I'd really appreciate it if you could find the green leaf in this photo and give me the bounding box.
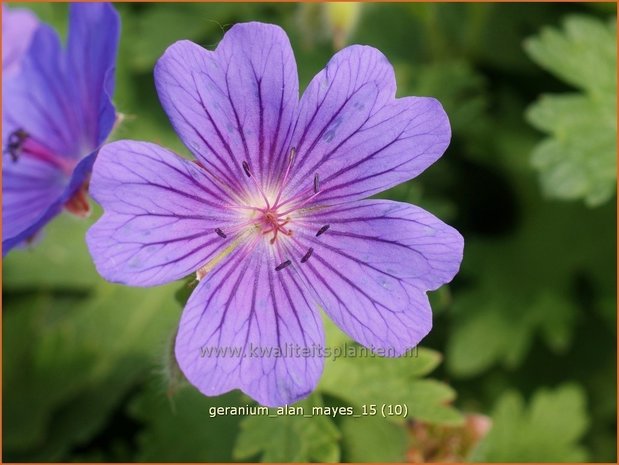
[340,416,408,462]
[128,383,242,461]
[472,384,589,461]
[446,186,615,377]
[2,294,80,454]
[174,276,197,307]
[3,282,180,461]
[319,346,463,426]
[4,212,181,460]
[3,213,100,288]
[527,94,616,206]
[525,16,616,96]
[524,16,617,206]
[447,292,577,376]
[124,5,215,72]
[233,394,341,462]
[408,60,490,143]
[122,3,253,73]
[405,3,558,71]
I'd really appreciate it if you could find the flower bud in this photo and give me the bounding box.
[325,2,362,49]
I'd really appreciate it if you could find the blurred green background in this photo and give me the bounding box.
[3,2,617,462]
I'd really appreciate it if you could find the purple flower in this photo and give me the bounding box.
[87,22,464,406]
[2,3,120,255]
[2,5,39,77]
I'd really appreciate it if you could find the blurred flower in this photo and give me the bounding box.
[406,414,492,462]
[2,3,120,255]
[325,2,362,49]
[2,5,39,77]
[296,3,362,50]
[87,22,463,406]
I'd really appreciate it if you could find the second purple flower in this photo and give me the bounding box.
[87,22,464,407]
[2,3,120,254]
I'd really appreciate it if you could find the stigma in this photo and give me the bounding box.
[260,209,293,244]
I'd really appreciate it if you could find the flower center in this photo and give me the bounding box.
[196,147,334,279]
[259,208,292,244]
[234,154,304,246]
[241,146,322,245]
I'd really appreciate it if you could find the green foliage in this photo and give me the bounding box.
[4,215,180,461]
[340,416,408,462]
[320,346,463,426]
[447,187,615,377]
[234,394,341,462]
[410,61,490,142]
[472,384,589,461]
[4,211,100,288]
[129,384,242,461]
[405,3,559,70]
[525,16,617,206]
[118,3,258,73]
[230,318,461,462]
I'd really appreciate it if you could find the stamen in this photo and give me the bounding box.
[316,225,330,237]
[242,160,252,177]
[275,259,292,271]
[277,190,323,217]
[301,247,314,263]
[215,228,227,239]
[272,146,297,208]
[215,219,260,239]
[275,172,324,213]
[242,159,271,209]
[6,129,28,162]
[5,129,75,174]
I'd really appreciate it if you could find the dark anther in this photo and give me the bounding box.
[275,259,292,271]
[215,228,227,239]
[316,225,330,237]
[242,160,252,177]
[6,129,28,162]
[313,173,320,193]
[289,146,296,163]
[301,247,314,263]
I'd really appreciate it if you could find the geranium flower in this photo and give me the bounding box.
[87,22,464,406]
[2,3,120,254]
[3,5,39,77]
